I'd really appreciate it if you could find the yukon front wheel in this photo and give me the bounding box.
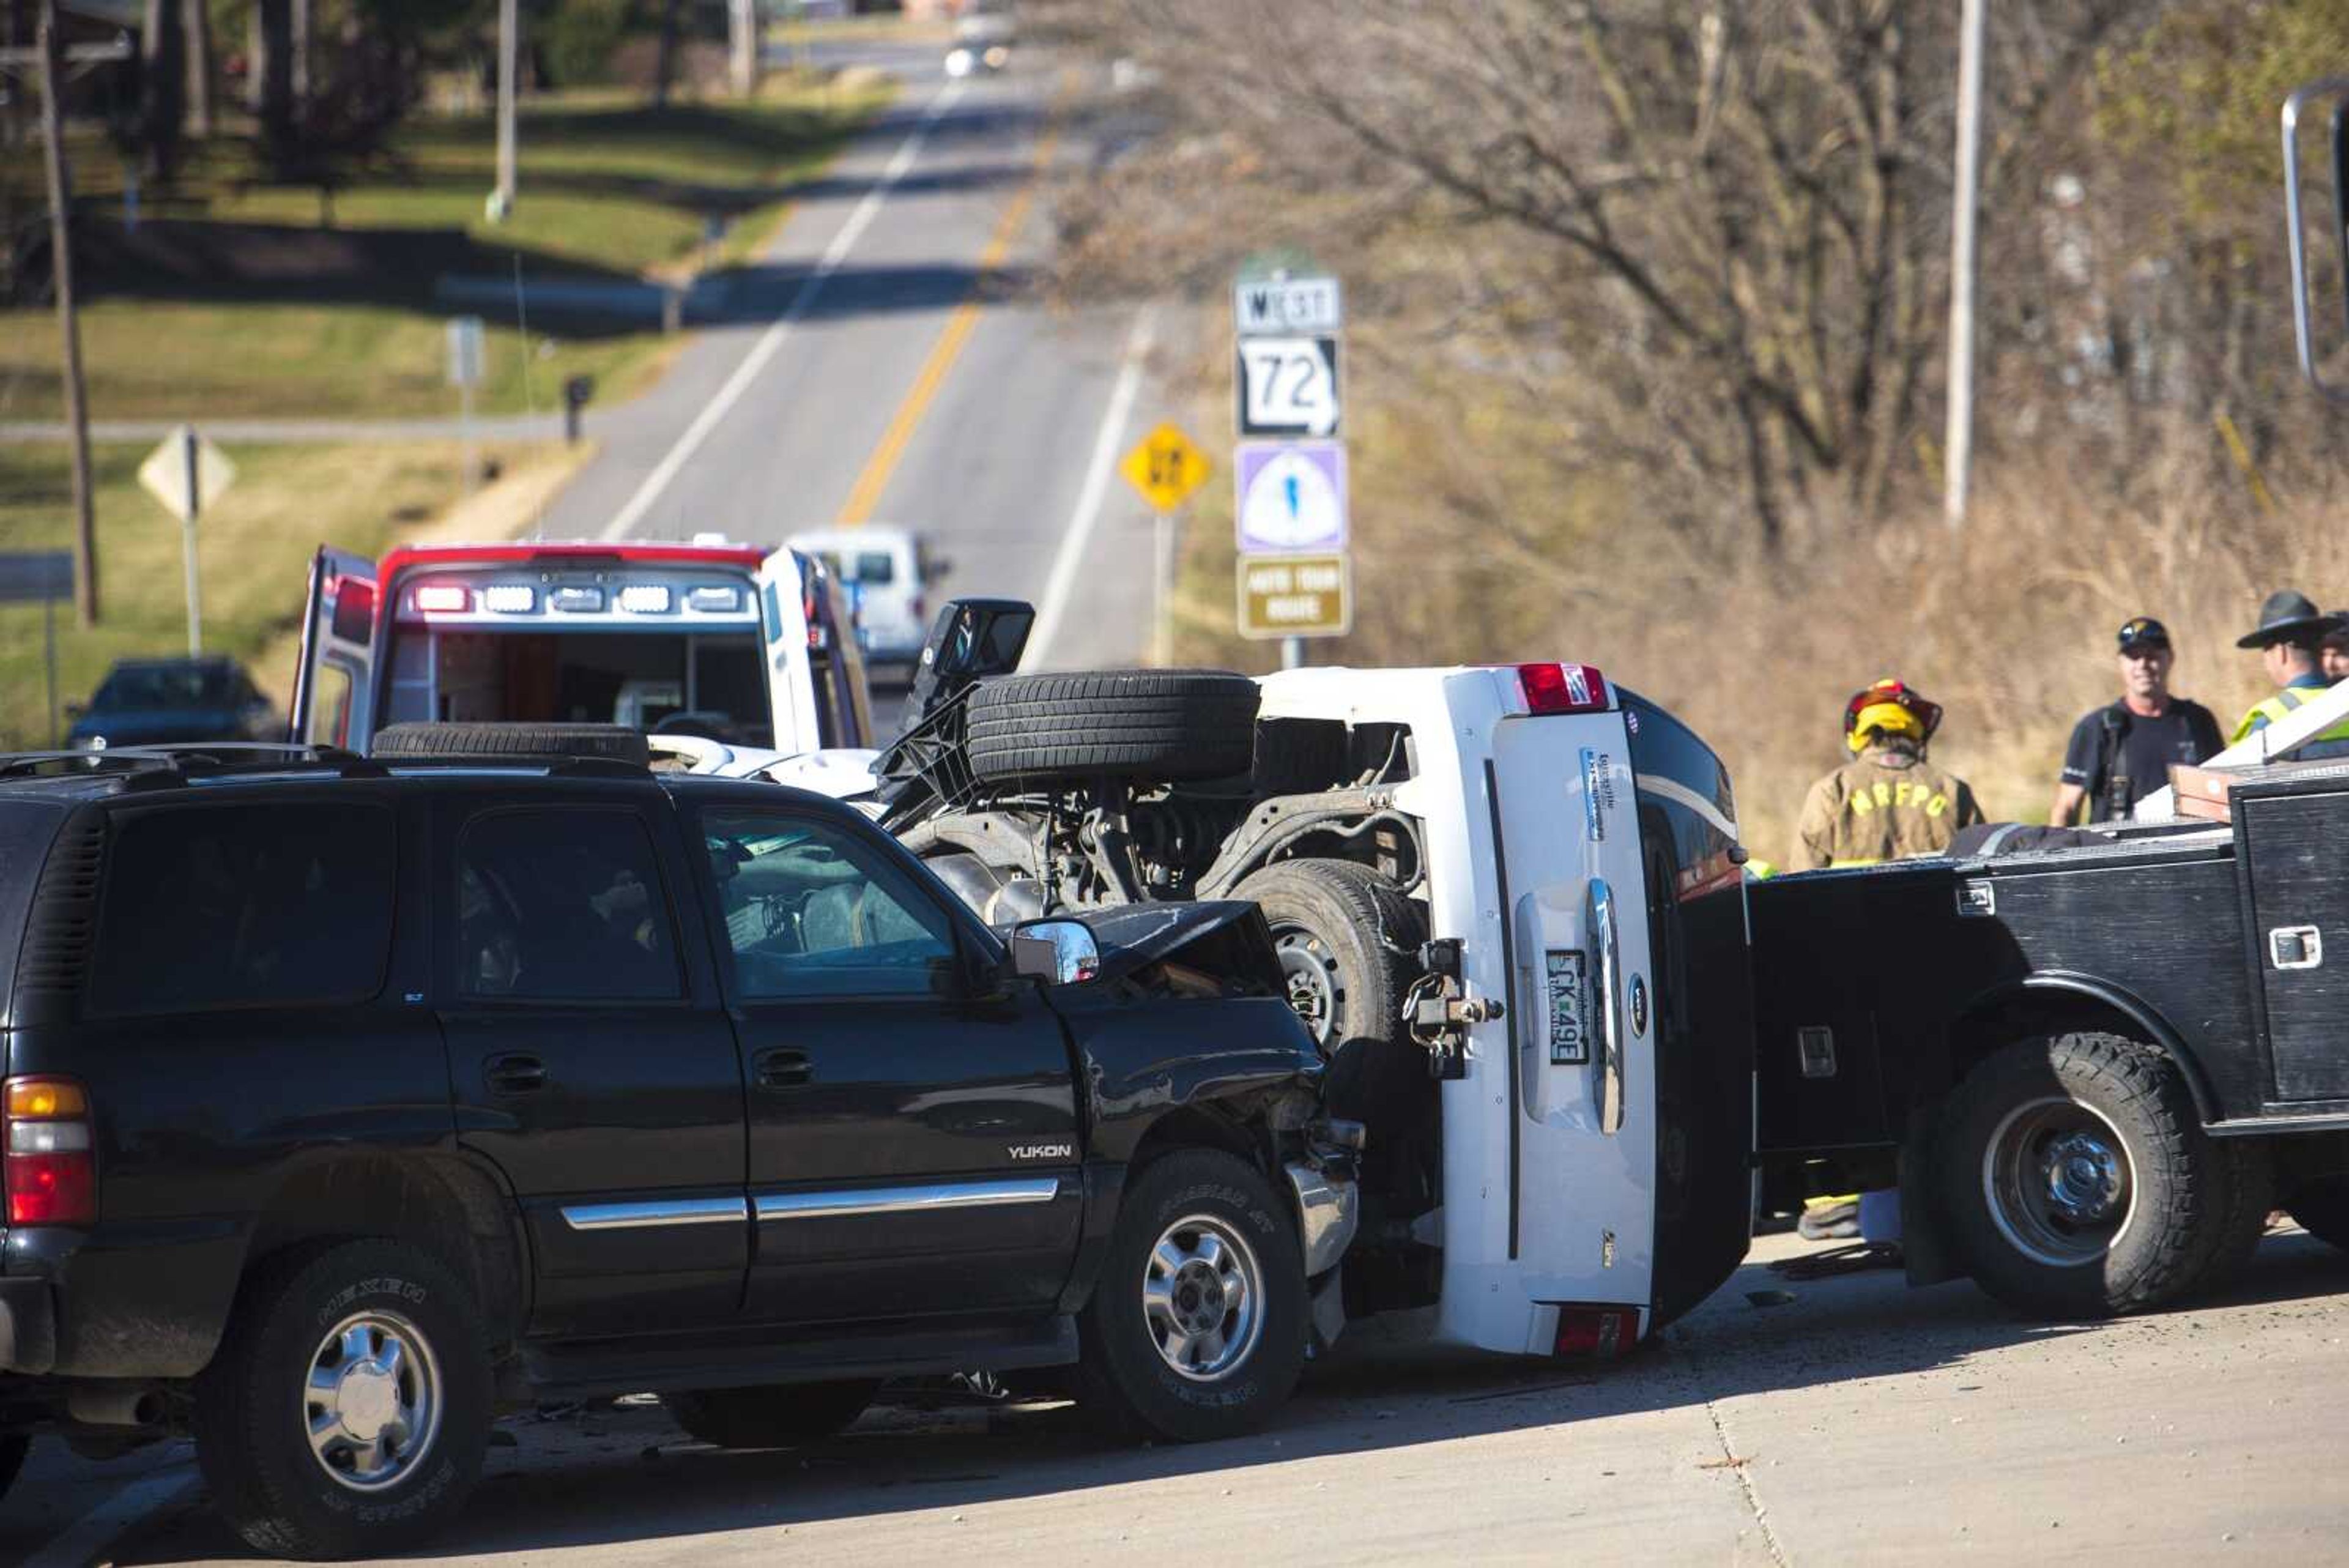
[1076,1150,1307,1443]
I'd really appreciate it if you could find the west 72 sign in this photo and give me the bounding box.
[1236,336,1341,438]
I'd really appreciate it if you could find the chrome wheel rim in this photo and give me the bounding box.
[303,1309,443,1493]
[1142,1214,1265,1382]
[1981,1096,2137,1268]
[1271,924,1341,1047]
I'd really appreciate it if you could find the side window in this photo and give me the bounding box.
[459,810,682,1001]
[91,801,395,1015]
[701,809,958,999]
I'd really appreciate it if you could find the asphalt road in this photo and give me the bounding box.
[19,1225,2345,1565]
[533,43,1162,672]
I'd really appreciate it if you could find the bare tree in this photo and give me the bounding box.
[1054,0,2164,551]
[184,0,210,136]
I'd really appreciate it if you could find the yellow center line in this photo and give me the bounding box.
[833,87,1068,529]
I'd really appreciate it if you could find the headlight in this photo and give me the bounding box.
[983,45,1009,69]
[945,48,974,77]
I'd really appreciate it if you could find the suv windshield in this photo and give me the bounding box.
[95,665,239,710]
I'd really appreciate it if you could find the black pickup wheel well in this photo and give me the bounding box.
[241,1153,528,1351]
[1944,978,2219,1125]
[1124,1104,1273,1180]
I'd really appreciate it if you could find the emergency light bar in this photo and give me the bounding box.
[480,584,536,614]
[412,585,471,614]
[618,585,674,614]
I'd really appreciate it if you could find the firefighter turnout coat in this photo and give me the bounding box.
[1792,741,1986,870]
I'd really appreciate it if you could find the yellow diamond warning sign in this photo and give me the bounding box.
[1119,423,1212,513]
[1238,552,1350,641]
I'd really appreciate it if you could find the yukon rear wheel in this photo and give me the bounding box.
[1938,1032,2225,1318]
[193,1239,489,1560]
[662,1380,878,1449]
[1076,1151,1307,1443]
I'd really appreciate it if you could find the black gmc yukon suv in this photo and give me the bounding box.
[0,743,1353,1559]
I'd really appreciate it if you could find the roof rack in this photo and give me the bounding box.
[0,743,384,784]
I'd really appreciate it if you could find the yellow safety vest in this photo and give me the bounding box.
[2230,685,2349,746]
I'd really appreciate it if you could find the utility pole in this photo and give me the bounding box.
[182,0,210,137]
[23,2,118,626]
[1943,0,1986,530]
[729,0,758,99]
[489,0,516,221]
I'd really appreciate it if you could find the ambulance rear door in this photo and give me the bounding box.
[289,546,377,748]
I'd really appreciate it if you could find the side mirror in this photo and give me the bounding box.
[1009,917,1100,986]
[900,596,1036,732]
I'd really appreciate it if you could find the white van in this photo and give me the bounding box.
[782,527,941,680]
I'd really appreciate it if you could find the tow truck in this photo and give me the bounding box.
[288,537,878,754]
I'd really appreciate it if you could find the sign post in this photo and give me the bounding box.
[448,316,486,493]
[1233,265,1348,663]
[0,552,74,746]
[137,426,235,656]
[1118,423,1212,667]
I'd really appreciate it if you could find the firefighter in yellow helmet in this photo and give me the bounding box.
[1791,678,1985,870]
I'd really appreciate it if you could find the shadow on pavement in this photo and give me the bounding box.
[110,1237,2349,1563]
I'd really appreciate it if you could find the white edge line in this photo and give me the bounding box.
[1024,308,1157,668]
[598,81,969,543]
[23,1463,199,1568]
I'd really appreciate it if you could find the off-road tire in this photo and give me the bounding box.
[662,1380,879,1450]
[2191,1137,2277,1295]
[1937,1032,2225,1319]
[963,671,1258,783]
[1231,858,1422,1058]
[368,722,652,767]
[2284,1173,2349,1252]
[193,1239,490,1561]
[1075,1150,1307,1444]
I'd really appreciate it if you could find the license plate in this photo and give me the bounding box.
[1545,949,1588,1064]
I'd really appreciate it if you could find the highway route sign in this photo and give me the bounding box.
[1119,423,1212,513]
[0,552,72,606]
[1234,275,1343,336]
[1237,336,1340,437]
[1235,440,1347,554]
[138,426,236,525]
[1238,552,1350,641]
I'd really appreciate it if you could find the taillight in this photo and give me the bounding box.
[1518,662,1611,715]
[1552,1304,1641,1358]
[5,1077,95,1227]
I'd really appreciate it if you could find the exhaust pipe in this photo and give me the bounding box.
[66,1384,163,1429]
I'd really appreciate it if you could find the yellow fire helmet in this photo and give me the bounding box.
[1842,677,1943,753]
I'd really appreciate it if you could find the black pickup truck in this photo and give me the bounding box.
[1748,759,2349,1318]
[0,738,1354,1559]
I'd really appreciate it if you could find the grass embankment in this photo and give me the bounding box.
[0,73,892,423]
[1163,331,2349,861]
[0,440,587,749]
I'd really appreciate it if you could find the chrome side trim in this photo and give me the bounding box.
[755,1177,1059,1222]
[560,1197,749,1232]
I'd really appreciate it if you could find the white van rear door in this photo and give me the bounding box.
[289,546,377,748]
[1488,709,1660,1331]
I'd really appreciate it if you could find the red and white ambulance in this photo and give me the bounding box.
[288,537,878,754]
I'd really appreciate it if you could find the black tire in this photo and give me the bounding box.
[1230,858,1422,1057]
[193,1240,491,1561]
[1937,1032,2226,1318]
[368,722,651,767]
[662,1380,879,1450]
[2191,1137,2277,1295]
[2285,1173,2349,1251]
[1075,1150,1307,1443]
[963,671,1258,784]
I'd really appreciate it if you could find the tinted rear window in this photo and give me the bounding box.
[90,801,396,1015]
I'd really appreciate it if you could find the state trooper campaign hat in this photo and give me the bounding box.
[2236,589,2334,648]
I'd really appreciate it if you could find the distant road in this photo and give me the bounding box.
[533,42,1161,672]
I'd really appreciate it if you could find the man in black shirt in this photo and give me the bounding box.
[2052,616,2225,825]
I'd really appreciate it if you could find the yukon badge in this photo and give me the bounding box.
[1008,1142,1076,1162]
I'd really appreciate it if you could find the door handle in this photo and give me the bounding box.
[484,1053,549,1094]
[755,1049,813,1089]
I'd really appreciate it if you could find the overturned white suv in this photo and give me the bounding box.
[853,601,1759,1359]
